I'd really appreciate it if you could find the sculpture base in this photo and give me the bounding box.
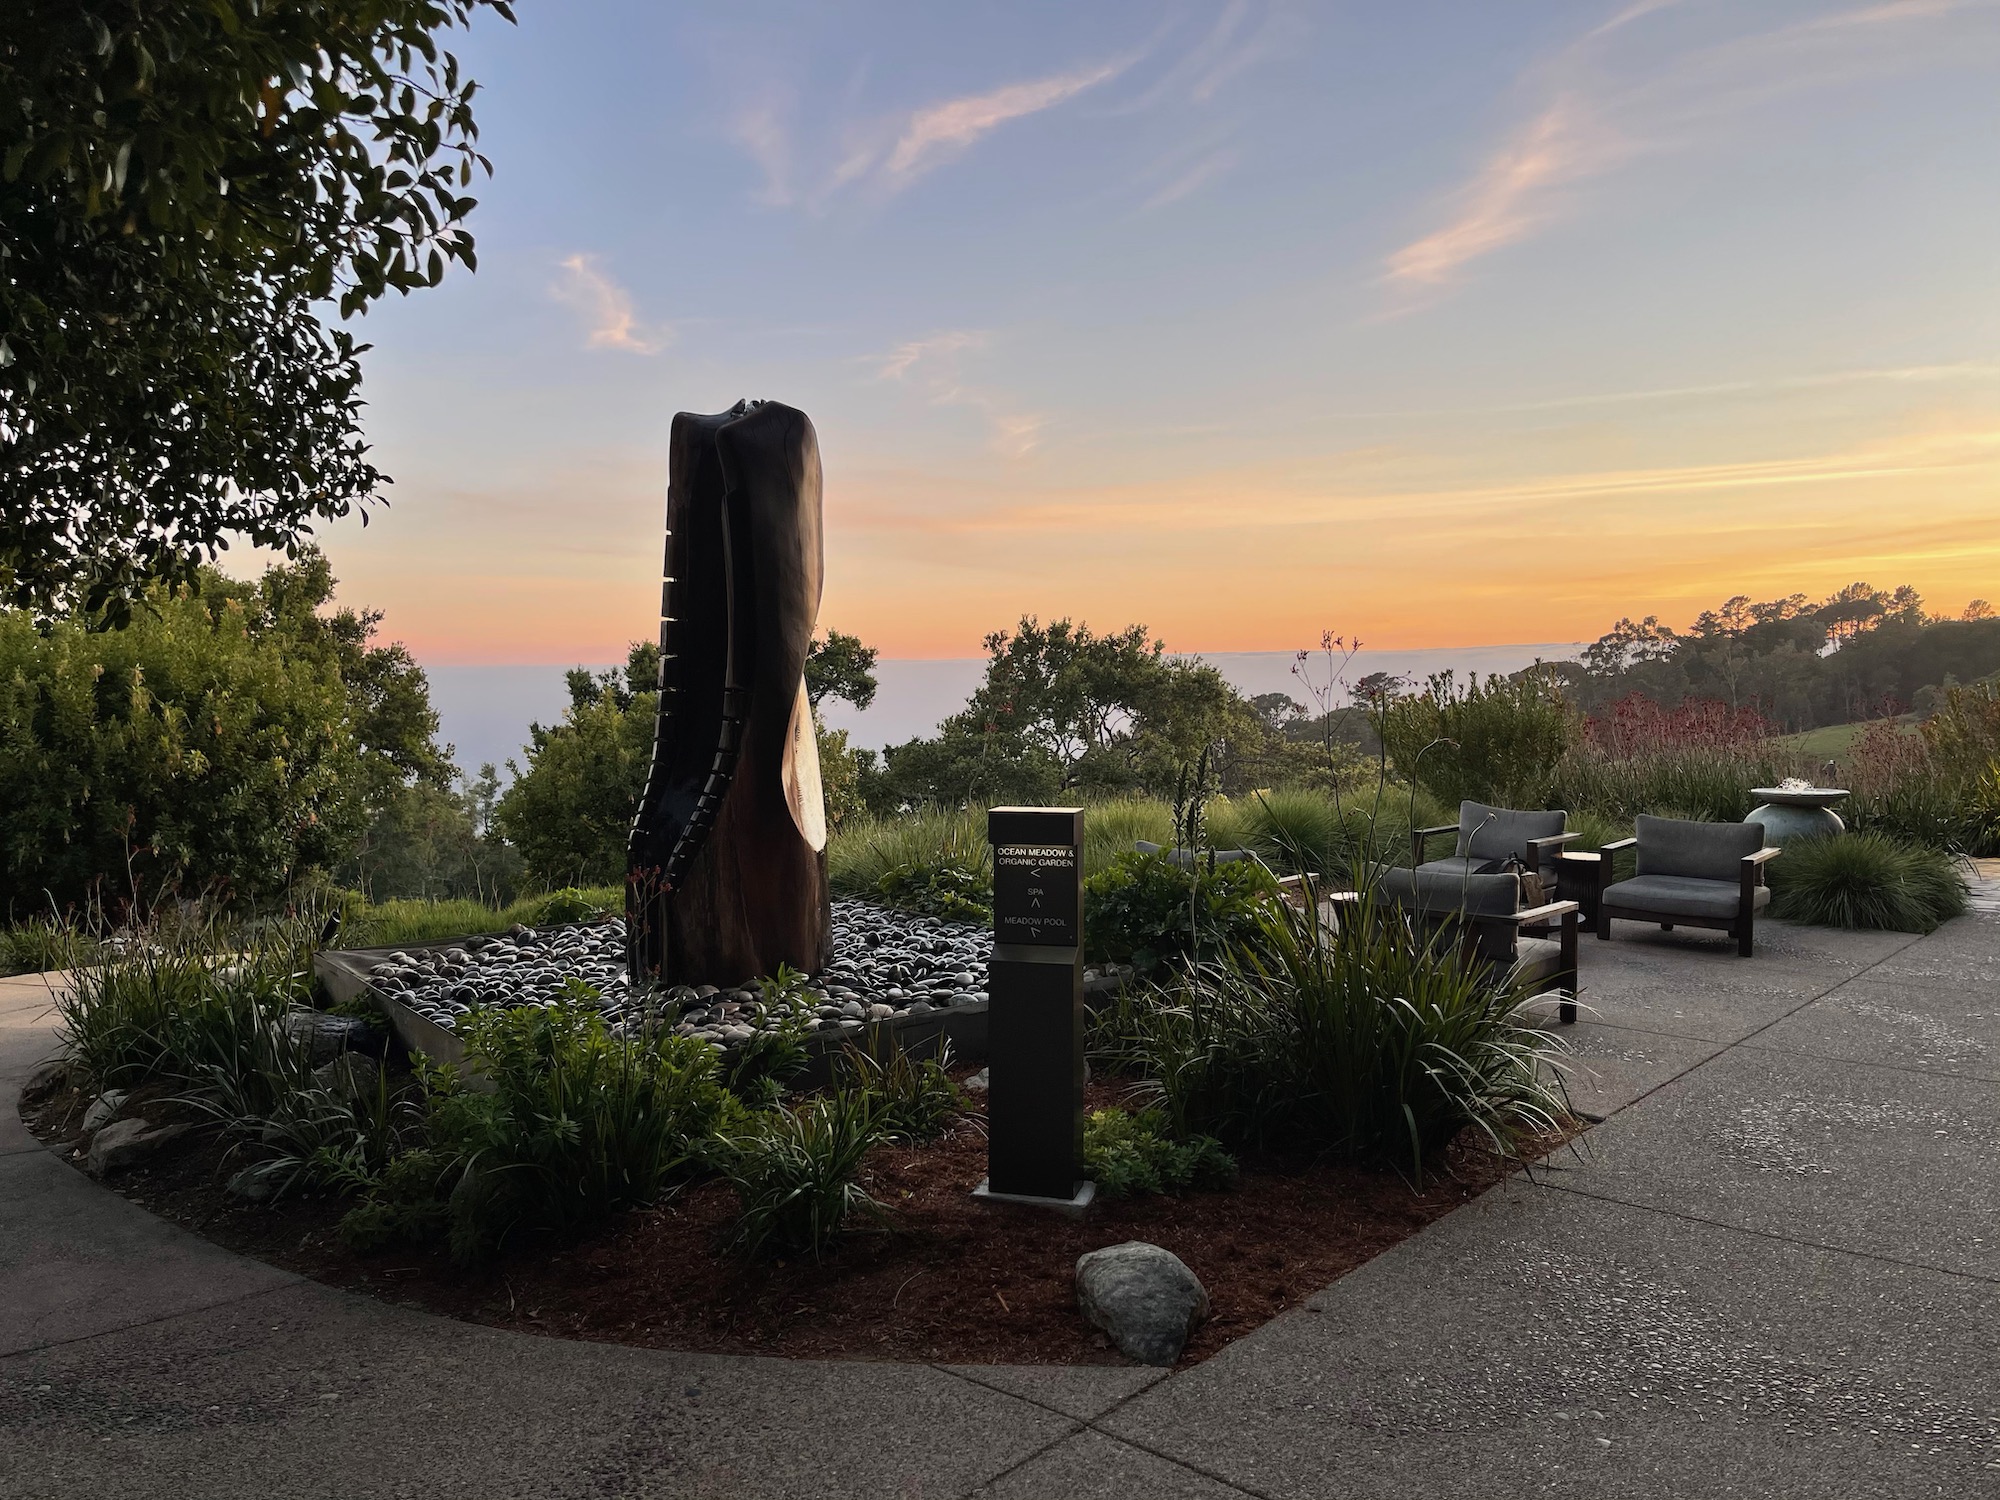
[971,1178,1097,1219]
[1745,803,1846,845]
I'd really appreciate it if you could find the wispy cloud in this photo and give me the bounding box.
[730,96,794,207]
[1143,148,1240,210]
[884,61,1128,181]
[1385,97,1609,286]
[1384,0,1985,296]
[874,330,988,381]
[550,255,668,354]
[727,52,1138,210]
[869,330,1043,457]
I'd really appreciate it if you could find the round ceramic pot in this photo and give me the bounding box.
[1744,795,1848,846]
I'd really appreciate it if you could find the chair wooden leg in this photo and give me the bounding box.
[1559,912,1578,1023]
[1738,913,1754,958]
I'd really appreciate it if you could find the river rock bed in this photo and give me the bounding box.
[359,900,1139,1049]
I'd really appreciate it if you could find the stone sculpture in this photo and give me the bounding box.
[626,400,831,987]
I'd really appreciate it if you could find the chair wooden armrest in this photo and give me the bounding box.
[1508,899,1581,925]
[1743,847,1783,866]
[1525,832,1583,876]
[1599,837,1637,854]
[1411,824,1459,865]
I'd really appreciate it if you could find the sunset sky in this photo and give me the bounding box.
[317,0,2000,664]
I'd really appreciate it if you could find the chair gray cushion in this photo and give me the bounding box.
[1380,866,1522,919]
[1135,842,1251,866]
[1510,935,1567,992]
[1415,854,1505,880]
[1457,802,1567,864]
[1604,874,1770,921]
[1633,815,1765,881]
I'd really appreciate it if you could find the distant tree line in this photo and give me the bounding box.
[1528,583,2000,731]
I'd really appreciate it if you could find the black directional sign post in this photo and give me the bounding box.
[974,807,1094,1213]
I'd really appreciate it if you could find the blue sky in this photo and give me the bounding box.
[321,0,2000,664]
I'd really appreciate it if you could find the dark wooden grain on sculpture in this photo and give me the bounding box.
[627,400,831,987]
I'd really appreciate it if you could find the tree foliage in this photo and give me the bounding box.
[0,550,447,915]
[0,0,513,614]
[877,618,1291,807]
[1566,583,2000,730]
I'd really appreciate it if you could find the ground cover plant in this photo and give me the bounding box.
[1082,1107,1237,1199]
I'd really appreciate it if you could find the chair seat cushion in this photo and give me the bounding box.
[1510,936,1567,991]
[1604,874,1770,921]
[1415,854,1507,880]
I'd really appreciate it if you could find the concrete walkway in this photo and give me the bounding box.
[4,911,1998,1499]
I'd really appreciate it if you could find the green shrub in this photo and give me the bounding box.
[834,1040,964,1144]
[1083,849,1278,974]
[0,553,447,915]
[717,1090,887,1260]
[875,859,993,923]
[1105,893,1572,1179]
[1377,670,1577,809]
[341,992,729,1263]
[1082,1106,1236,1199]
[1767,833,1969,934]
[714,966,817,1107]
[531,886,617,925]
[0,914,100,976]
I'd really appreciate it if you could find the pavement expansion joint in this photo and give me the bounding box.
[0,1279,300,1364]
[1535,1177,2000,1288]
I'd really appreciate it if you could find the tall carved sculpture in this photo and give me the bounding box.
[626,400,831,987]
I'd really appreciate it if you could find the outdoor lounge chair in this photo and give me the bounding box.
[1375,866,1580,1022]
[1411,801,1580,885]
[1595,815,1781,958]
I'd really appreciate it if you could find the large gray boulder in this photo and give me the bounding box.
[79,1089,130,1138]
[1075,1241,1210,1367]
[87,1118,190,1176]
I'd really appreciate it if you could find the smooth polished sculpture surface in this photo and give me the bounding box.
[626,399,830,987]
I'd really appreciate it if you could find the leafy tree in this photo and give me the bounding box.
[1582,616,1678,677]
[0,552,446,915]
[879,618,1287,806]
[495,671,654,887]
[1,0,513,615]
[805,630,879,711]
[337,778,523,903]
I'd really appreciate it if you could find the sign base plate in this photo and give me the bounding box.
[970,1177,1097,1219]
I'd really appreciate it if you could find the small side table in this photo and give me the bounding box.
[1554,851,1604,928]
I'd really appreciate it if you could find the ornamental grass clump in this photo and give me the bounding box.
[1108,893,1572,1181]
[833,1039,965,1144]
[55,913,319,1091]
[1767,833,1968,934]
[717,1090,888,1261]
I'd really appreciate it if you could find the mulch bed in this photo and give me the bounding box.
[24,1072,1574,1367]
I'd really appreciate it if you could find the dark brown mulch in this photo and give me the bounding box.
[24,1073,1575,1367]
